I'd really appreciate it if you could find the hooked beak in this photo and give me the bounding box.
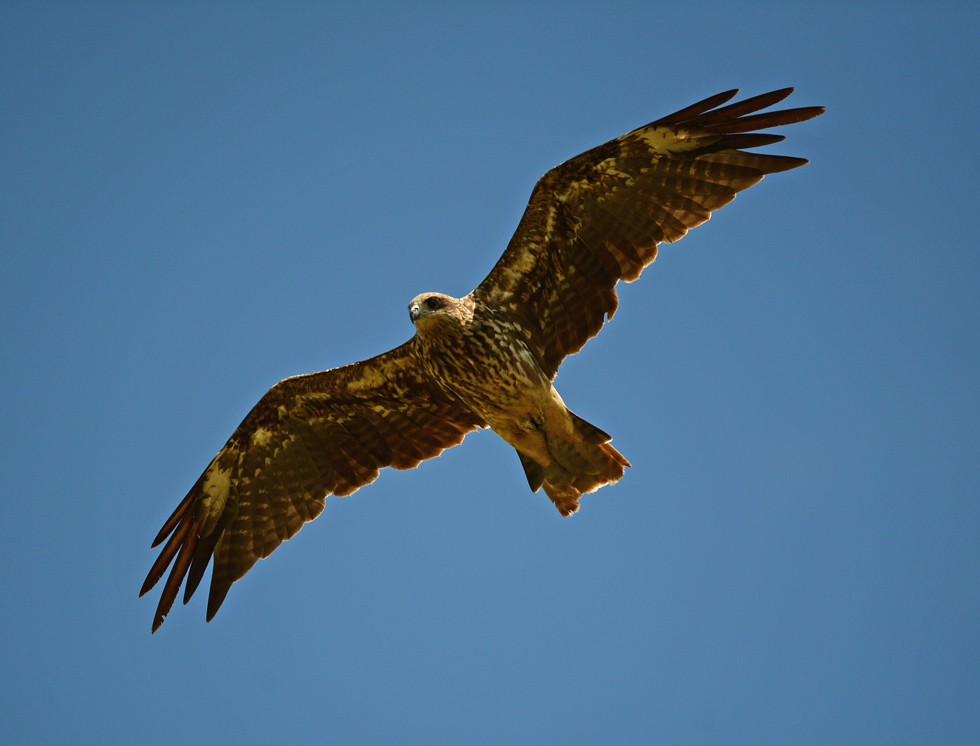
[409,302,421,323]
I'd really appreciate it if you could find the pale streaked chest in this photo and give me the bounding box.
[419,317,549,419]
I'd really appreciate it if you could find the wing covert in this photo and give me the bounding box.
[473,88,824,379]
[140,338,485,631]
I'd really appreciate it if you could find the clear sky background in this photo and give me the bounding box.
[2,3,978,744]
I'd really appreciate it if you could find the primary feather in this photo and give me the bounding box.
[142,89,824,631]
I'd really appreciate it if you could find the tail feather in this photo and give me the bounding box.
[549,435,603,476]
[518,452,546,492]
[568,410,612,444]
[521,411,630,516]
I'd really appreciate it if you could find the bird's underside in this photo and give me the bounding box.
[142,87,824,631]
[408,291,632,517]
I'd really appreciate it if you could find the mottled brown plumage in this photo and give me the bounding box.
[142,88,824,631]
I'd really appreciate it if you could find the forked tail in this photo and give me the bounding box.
[518,411,631,516]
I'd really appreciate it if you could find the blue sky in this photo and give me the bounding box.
[2,3,978,744]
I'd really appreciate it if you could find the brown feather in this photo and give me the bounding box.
[140,507,196,599]
[475,89,823,378]
[142,339,486,630]
[149,473,202,548]
[144,88,822,631]
[650,89,741,126]
[691,87,795,125]
[703,106,827,133]
[151,524,199,632]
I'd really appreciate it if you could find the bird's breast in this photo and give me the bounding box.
[420,318,550,422]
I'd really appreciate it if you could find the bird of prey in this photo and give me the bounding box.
[141,88,823,632]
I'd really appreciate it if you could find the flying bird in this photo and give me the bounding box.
[142,88,823,632]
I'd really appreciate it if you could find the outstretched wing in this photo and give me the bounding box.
[472,88,824,379]
[140,338,485,632]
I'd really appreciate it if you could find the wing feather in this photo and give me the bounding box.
[141,338,485,631]
[473,88,824,378]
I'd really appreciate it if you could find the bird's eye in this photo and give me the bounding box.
[425,297,441,310]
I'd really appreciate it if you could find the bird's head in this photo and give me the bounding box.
[408,292,451,324]
[408,292,474,334]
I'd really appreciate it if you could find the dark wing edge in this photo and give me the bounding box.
[472,87,825,379]
[140,338,485,632]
